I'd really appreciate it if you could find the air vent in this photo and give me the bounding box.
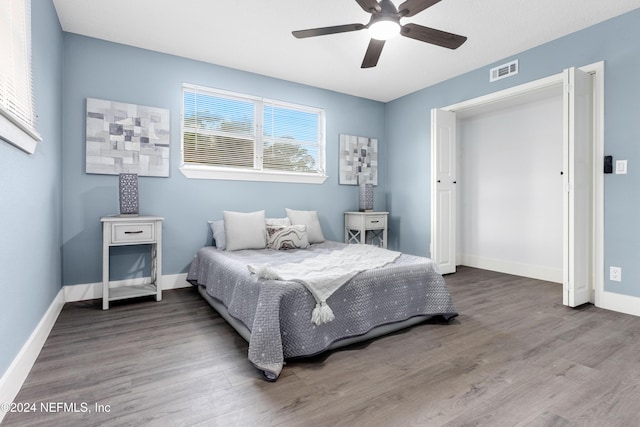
[490,60,518,82]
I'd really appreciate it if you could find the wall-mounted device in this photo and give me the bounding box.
[604,155,613,174]
[616,159,628,174]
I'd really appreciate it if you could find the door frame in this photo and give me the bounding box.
[431,61,604,307]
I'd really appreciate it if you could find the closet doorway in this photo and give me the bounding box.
[431,63,604,308]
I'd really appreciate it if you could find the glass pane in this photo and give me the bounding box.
[183,89,255,168]
[184,132,254,168]
[184,91,254,135]
[262,104,319,173]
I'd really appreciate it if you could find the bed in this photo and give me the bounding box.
[187,210,457,381]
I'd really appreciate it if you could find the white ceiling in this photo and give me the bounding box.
[52,0,640,102]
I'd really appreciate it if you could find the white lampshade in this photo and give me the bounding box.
[368,20,400,41]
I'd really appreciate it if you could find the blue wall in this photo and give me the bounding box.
[0,0,63,377]
[5,2,640,385]
[385,9,640,298]
[61,35,387,286]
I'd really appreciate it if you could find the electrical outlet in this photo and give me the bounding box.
[610,266,622,282]
[616,160,628,174]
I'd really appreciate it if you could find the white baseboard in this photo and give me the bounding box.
[600,290,640,317]
[0,273,190,422]
[0,289,65,423]
[460,254,563,284]
[64,273,190,302]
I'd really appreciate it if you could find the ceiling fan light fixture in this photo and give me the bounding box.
[292,0,467,69]
[368,19,400,41]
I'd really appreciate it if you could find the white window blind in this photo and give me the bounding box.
[182,84,326,183]
[0,0,41,153]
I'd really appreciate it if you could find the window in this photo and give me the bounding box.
[181,83,327,184]
[0,0,41,154]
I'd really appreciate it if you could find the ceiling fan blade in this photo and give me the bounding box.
[400,23,467,49]
[292,23,365,39]
[397,0,441,17]
[354,0,382,13]
[361,39,385,68]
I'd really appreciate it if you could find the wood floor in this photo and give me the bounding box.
[4,267,640,426]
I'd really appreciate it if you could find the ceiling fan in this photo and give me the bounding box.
[292,0,467,68]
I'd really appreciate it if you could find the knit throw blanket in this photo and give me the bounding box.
[248,244,401,325]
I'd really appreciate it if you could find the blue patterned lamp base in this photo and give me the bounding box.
[119,173,139,216]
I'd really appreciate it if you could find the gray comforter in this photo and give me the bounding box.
[187,241,457,380]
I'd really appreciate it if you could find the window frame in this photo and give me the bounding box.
[0,0,42,154]
[180,83,327,184]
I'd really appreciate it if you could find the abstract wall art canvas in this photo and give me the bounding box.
[86,98,170,177]
[339,134,378,185]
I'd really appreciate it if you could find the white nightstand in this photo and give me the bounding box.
[101,215,164,310]
[344,211,389,248]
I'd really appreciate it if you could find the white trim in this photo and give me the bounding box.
[181,82,325,115]
[0,112,41,154]
[460,255,563,284]
[443,73,563,113]
[182,82,262,102]
[64,273,191,303]
[601,291,640,317]
[590,61,605,311]
[179,164,328,184]
[0,289,64,423]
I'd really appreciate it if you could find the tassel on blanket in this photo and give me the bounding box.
[311,302,335,325]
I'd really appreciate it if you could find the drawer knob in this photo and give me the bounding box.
[124,230,144,234]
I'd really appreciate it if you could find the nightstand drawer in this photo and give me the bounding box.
[111,222,155,244]
[365,215,386,229]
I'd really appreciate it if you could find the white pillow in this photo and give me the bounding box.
[223,210,267,251]
[265,217,291,226]
[285,208,325,244]
[208,220,226,250]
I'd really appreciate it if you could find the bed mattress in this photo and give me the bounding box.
[187,241,457,380]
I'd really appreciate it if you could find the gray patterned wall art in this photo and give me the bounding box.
[339,134,378,185]
[86,98,170,177]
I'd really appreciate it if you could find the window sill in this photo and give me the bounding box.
[179,165,328,184]
[0,112,42,155]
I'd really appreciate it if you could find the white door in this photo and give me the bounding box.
[430,108,457,274]
[563,67,593,307]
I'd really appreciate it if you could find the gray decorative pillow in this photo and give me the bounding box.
[285,208,325,244]
[223,210,267,251]
[267,225,310,250]
[208,220,226,250]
